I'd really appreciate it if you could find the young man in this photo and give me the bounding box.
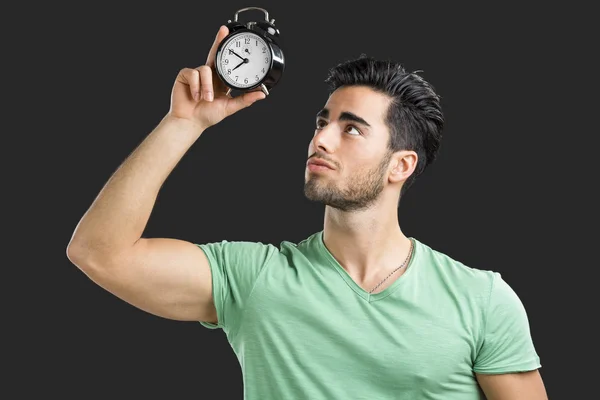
[67,25,547,399]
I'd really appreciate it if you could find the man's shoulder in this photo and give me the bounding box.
[280,230,322,248]
[196,231,322,255]
[415,238,497,296]
[273,231,324,260]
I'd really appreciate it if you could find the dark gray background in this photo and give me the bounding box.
[10,1,596,398]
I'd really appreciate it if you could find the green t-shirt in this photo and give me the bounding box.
[197,231,541,399]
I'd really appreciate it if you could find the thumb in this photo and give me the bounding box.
[226,91,266,115]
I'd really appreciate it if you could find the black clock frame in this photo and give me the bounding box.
[214,7,285,97]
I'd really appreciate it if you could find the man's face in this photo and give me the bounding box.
[304,85,394,212]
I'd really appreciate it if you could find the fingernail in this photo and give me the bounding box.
[193,92,199,101]
[206,92,213,101]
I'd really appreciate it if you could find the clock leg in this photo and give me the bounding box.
[259,84,269,97]
[225,88,233,98]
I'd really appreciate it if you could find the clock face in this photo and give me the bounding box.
[217,32,272,89]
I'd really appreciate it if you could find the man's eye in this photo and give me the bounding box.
[316,120,326,129]
[346,125,361,135]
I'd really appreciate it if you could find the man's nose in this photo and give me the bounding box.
[312,124,338,153]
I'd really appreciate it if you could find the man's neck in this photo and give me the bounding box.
[322,203,411,283]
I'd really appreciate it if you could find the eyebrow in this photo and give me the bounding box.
[316,108,371,128]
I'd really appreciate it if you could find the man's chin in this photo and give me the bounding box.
[303,187,325,203]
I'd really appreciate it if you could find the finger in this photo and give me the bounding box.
[197,65,213,101]
[177,68,201,101]
[227,90,266,115]
[206,25,229,67]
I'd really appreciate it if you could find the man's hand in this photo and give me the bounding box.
[168,25,266,130]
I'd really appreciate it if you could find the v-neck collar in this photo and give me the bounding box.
[315,230,420,303]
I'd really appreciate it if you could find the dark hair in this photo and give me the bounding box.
[324,55,444,199]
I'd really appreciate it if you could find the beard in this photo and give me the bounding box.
[304,151,392,212]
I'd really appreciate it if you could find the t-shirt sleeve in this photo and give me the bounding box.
[196,240,278,332]
[473,272,542,374]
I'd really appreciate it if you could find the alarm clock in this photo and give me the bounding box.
[214,7,285,97]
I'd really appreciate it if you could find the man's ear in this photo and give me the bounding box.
[389,151,418,184]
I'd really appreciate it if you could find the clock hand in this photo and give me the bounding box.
[228,49,245,61]
[232,58,248,71]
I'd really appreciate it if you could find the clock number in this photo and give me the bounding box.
[224,59,229,64]
[236,41,240,47]
[244,78,248,84]
[227,69,231,75]
[245,38,250,44]
[235,76,239,81]
[262,47,266,53]
[262,68,265,73]
[255,40,258,46]
[265,57,269,63]
[255,75,259,81]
